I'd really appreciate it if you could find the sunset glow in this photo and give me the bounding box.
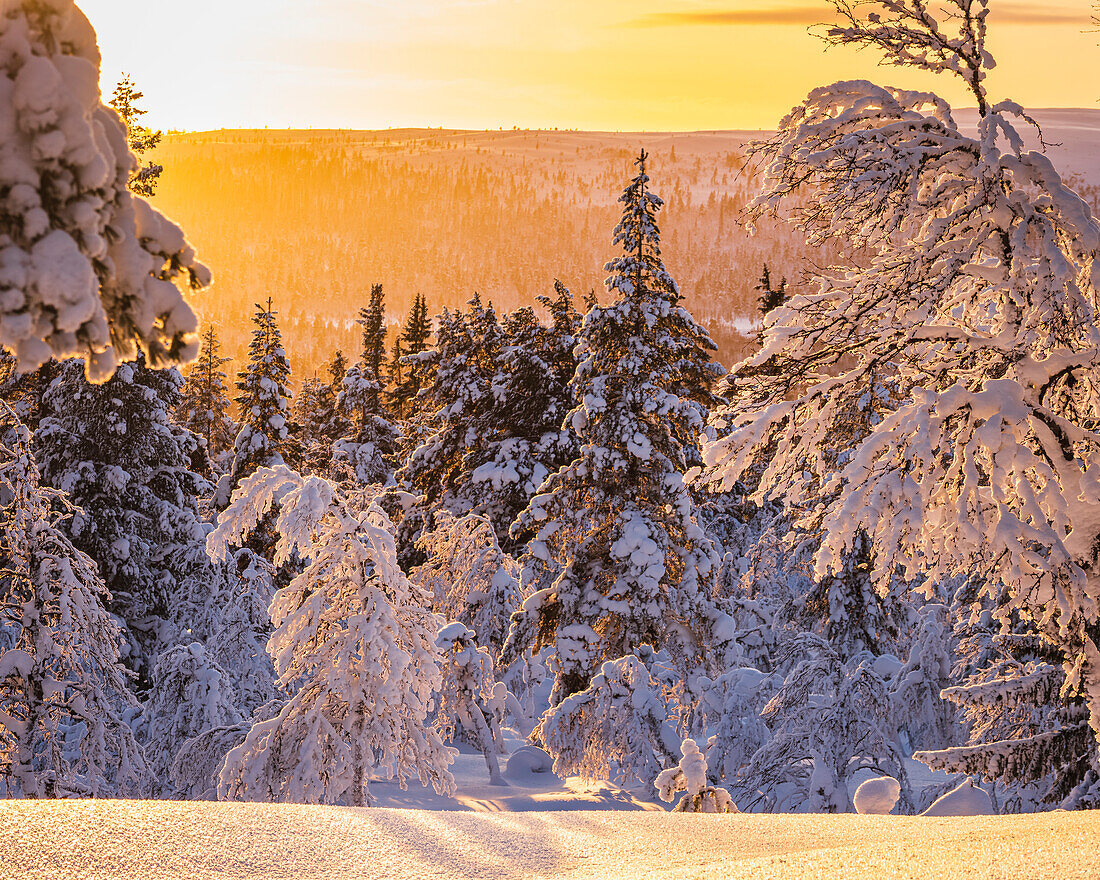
[79,0,1097,132]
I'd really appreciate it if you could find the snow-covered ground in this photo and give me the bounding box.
[2,799,1097,880]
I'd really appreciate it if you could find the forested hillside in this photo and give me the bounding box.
[148,128,816,374]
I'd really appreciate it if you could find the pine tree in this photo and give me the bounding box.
[503,152,725,703]
[210,466,456,806]
[176,325,237,474]
[36,356,212,685]
[108,73,163,197]
[0,1,209,380]
[230,300,293,490]
[0,408,146,797]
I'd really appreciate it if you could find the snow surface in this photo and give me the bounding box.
[1,799,1097,880]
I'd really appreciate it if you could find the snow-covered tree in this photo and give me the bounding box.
[207,549,277,720]
[391,293,432,420]
[175,324,237,473]
[656,739,737,813]
[141,642,241,797]
[36,356,212,684]
[336,284,398,486]
[169,722,251,801]
[915,615,1097,809]
[412,512,523,656]
[702,0,1100,794]
[294,352,350,477]
[891,603,956,752]
[400,297,506,518]
[402,287,581,554]
[0,408,145,797]
[108,73,162,197]
[503,152,725,703]
[209,466,455,806]
[734,636,909,813]
[536,651,681,787]
[471,287,581,550]
[693,665,777,789]
[434,622,510,785]
[0,0,209,380]
[229,300,293,492]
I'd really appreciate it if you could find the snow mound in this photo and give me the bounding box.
[920,778,994,817]
[854,776,900,815]
[505,746,554,779]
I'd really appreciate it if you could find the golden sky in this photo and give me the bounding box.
[79,0,1097,131]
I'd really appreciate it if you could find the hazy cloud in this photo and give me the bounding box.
[629,2,1093,28]
[629,6,825,27]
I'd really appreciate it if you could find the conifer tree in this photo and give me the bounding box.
[391,293,433,420]
[108,73,163,197]
[503,152,725,702]
[36,356,211,684]
[176,325,237,473]
[400,296,504,513]
[230,300,293,490]
[0,408,145,797]
[210,466,456,806]
[755,263,787,318]
[336,285,399,485]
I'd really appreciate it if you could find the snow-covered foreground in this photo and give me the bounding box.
[2,800,1097,880]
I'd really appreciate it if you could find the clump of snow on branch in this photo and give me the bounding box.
[0,0,209,380]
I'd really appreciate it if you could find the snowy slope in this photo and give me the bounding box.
[1,800,1097,880]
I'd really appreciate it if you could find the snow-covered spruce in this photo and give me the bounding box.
[0,407,145,797]
[293,351,351,479]
[175,324,237,474]
[228,300,294,496]
[0,0,209,379]
[335,283,398,487]
[701,0,1100,794]
[36,355,213,685]
[656,738,737,813]
[208,466,455,806]
[401,289,580,553]
[503,152,725,704]
[140,642,241,797]
[915,621,1099,809]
